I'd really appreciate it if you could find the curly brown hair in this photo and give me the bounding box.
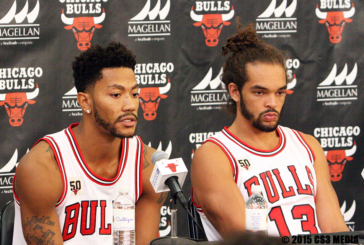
[221,21,288,115]
[72,42,136,92]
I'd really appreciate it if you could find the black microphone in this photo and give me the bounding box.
[150,151,188,210]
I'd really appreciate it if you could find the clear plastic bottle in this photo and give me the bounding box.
[245,185,268,235]
[113,186,135,245]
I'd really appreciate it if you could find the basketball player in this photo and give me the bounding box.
[13,42,166,245]
[191,24,348,241]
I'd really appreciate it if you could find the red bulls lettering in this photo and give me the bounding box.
[244,166,314,203]
[0,84,39,127]
[190,7,234,47]
[61,9,105,51]
[325,143,356,181]
[259,171,279,203]
[80,201,97,235]
[316,4,355,43]
[139,80,170,121]
[62,200,111,241]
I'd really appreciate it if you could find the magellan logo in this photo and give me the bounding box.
[255,0,297,39]
[190,1,234,47]
[316,1,354,44]
[62,87,82,117]
[341,200,355,231]
[317,63,357,106]
[314,126,360,182]
[128,0,171,42]
[189,131,218,158]
[136,63,174,121]
[0,0,40,46]
[191,68,229,110]
[0,67,42,127]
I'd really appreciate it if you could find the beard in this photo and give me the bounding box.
[239,94,281,132]
[93,105,138,138]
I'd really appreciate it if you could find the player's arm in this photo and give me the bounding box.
[191,142,246,239]
[135,144,167,245]
[302,133,349,232]
[14,141,64,245]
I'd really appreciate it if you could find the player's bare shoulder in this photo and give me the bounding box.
[15,140,63,204]
[298,131,323,153]
[142,143,156,171]
[192,141,228,166]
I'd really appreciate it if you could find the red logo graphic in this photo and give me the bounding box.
[190,7,234,47]
[316,4,355,44]
[165,163,178,173]
[61,9,105,51]
[325,143,356,182]
[0,85,39,127]
[139,80,170,121]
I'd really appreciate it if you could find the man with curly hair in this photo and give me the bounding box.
[13,42,166,245]
[191,24,348,240]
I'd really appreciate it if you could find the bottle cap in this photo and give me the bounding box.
[119,185,129,193]
[251,185,262,194]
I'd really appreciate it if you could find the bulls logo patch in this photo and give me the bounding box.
[237,158,253,171]
[70,177,83,196]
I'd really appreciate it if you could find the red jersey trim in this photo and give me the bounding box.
[291,130,316,164]
[65,123,128,186]
[135,136,143,201]
[222,126,286,157]
[190,188,203,213]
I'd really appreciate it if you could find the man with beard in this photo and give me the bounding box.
[12,42,166,245]
[191,24,348,241]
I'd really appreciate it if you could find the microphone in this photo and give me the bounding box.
[150,151,188,209]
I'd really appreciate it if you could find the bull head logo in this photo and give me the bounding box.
[61,9,105,51]
[0,84,39,127]
[190,6,234,47]
[139,80,170,121]
[316,4,355,44]
[165,163,178,173]
[325,142,356,182]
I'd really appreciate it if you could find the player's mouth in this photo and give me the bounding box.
[119,116,137,127]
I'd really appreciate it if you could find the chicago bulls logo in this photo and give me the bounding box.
[139,80,170,121]
[165,163,178,173]
[324,143,356,182]
[0,84,39,127]
[190,6,234,47]
[61,9,105,51]
[316,4,355,44]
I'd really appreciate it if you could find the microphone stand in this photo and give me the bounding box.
[149,195,197,245]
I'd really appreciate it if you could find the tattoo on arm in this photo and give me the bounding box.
[143,145,151,169]
[23,216,57,245]
[157,192,168,205]
[46,146,59,172]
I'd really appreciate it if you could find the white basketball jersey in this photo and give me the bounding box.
[13,123,143,245]
[193,126,321,241]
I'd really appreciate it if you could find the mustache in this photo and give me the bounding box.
[115,113,138,123]
[259,108,280,117]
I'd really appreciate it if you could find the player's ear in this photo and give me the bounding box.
[228,83,241,103]
[77,91,93,114]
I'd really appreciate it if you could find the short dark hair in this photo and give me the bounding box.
[221,21,288,115]
[72,42,136,92]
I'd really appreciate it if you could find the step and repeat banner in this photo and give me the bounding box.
[0,0,363,237]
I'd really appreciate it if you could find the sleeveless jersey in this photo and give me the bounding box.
[192,126,321,241]
[13,123,143,245]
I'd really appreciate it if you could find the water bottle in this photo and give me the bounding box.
[245,185,268,235]
[113,185,135,245]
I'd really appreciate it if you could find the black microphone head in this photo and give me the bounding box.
[151,151,169,165]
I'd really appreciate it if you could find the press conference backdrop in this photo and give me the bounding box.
[0,0,363,238]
